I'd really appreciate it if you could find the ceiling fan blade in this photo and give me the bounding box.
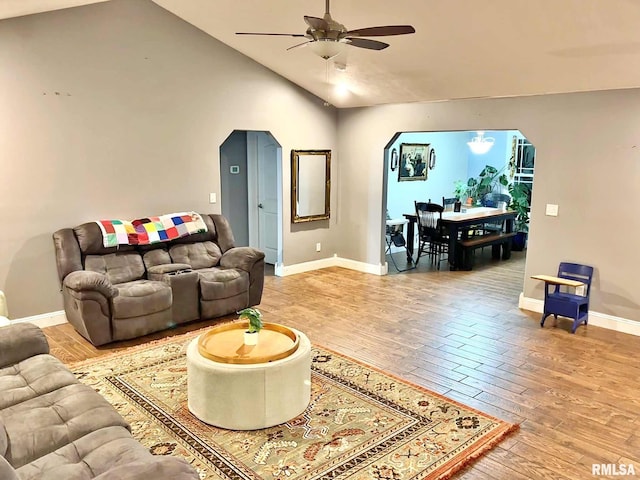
[346,37,389,51]
[345,25,415,37]
[286,41,312,51]
[236,32,307,37]
[304,15,329,31]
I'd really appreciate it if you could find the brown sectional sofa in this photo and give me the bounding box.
[53,214,265,346]
[0,323,199,480]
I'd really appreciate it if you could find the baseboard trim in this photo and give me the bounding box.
[278,255,386,277]
[519,294,640,337]
[10,310,68,328]
[277,257,339,276]
[335,256,386,276]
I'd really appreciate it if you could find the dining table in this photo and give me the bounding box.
[403,207,517,270]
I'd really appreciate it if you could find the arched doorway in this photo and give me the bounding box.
[219,130,283,269]
[381,129,535,273]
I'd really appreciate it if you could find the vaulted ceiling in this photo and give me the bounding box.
[4,0,640,107]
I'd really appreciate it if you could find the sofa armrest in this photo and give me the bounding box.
[63,271,118,298]
[0,323,49,368]
[219,247,265,273]
[92,456,199,480]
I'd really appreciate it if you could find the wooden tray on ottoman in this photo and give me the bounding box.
[197,321,299,364]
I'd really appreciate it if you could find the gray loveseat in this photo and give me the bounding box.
[0,323,199,480]
[53,214,265,346]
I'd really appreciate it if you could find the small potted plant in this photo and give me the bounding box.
[453,180,467,211]
[238,307,263,345]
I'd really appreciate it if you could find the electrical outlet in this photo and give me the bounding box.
[316,243,321,252]
[545,203,558,216]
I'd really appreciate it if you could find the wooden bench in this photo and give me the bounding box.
[457,232,517,270]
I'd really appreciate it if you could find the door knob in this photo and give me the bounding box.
[258,203,263,209]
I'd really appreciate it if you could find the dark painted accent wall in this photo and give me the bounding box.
[220,131,249,246]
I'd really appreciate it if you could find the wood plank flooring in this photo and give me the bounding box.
[44,250,640,479]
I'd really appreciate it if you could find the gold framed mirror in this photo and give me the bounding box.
[291,149,331,223]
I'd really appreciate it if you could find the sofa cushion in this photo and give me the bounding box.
[142,248,172,269]
[168,214,216,245]
[169,242,222,270]
[0,455,17,480]
[1,383,129,468]
[85,252,145,284]
[16,426,150,480]
[73,222,135,255]
[16,425,197,480]
[112,280,172,319]
[16,426,132,480]
[91,457,199,480]
[0,354,79,410]
[198,268,249,300]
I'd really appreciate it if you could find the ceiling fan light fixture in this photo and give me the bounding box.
[309,39,346,60]
[467,131,495,155]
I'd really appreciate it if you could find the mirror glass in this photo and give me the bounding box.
[291,149,331,223]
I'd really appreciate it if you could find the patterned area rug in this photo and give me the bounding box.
[70,329,517,479]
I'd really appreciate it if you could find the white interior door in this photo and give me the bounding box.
[257,134,278,264]
[247,132,279,265]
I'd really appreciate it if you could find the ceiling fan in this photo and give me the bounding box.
[236,0,416,59]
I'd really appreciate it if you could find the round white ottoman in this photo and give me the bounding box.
[187,327,311,430]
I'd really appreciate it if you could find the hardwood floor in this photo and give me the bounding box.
[44,251,640,479]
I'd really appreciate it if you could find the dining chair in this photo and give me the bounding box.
[442,197,459,212]
[482,192,511,209]
[414,201,449,269]
[481,192,511,234]
[540,262,594,333]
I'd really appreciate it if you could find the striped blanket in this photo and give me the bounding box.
[96,212,208,248]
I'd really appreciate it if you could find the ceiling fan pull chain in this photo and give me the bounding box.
[324,60,331,107]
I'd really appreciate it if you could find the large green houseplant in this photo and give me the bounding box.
[508,182,531,250]
[453,180,467,202]
[466,165,509,205]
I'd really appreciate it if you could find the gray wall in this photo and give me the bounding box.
[220,130,249,246]
[337,91,640,322]
[0,0,338,318]
[4,0,639,325]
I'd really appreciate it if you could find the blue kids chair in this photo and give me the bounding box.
[540,262,594,333]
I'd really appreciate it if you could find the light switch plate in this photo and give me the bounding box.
[545,204,558,216]
[209,193,216,204]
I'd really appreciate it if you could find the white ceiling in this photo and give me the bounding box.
[4,0,640,108]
